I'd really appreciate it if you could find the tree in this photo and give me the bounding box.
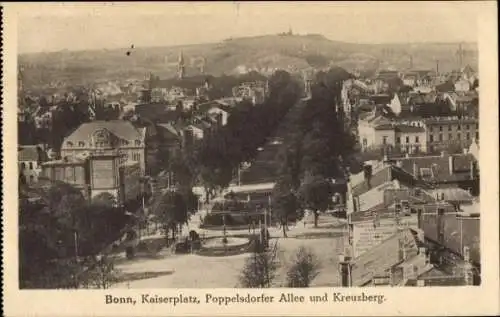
[92,192,117,207]
[151,191,188,242]
[298,173,333,228]
[272,177,299,238]
[19,182,130,289]
[78,255,119,289]
[239,241,279,288]
[286,247,321,287]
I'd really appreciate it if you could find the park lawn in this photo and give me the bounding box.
[113,236,344,288]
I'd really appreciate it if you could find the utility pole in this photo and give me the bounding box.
[74,231,79,262]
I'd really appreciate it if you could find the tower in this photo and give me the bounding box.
[456,43,465,69]
[178,50,186,79]
[200,57,206,74]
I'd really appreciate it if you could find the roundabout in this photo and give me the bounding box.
[196,236,255,257]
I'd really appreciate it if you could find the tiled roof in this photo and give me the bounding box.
[395,154,477,184]
[430,188,474,203]
[420,212,480,265]
[350,188,436,222]
[424,116,477,125]
[196,101,232,114]
[19,145,40,162]
[64,120,146,144]
[405,266,467,286]
[351,228,420,286]
[394,125,425,133]
[351,164,416,197]
[157,123,181,139]
[374,124,394,131]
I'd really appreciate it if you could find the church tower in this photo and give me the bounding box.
[178,50,186,79]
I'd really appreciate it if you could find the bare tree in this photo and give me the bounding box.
[239,240,279,288]
[286,246,321,287]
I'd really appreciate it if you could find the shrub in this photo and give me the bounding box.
[286,246,321,287]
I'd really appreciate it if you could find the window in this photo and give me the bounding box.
[132,153,141,161]
[66,141,73,147]
[430,135,434,142]
[448,125,452,131]
[476,131,479,140]
[415,145,420,153]
[448,133,453,140]
[135,140,141,146]
[20,162,26,170]
[457,125,461,131]
[382,136,388,145]
[405,136,410,143]
[415,136,420,143]
[457,133,461,140]
[121,140,129,146]
[466,132,470,140]
[78,141,85,147]
[29,162,33,170]
[396,137,401,144]
[429,145,434,152]
[439,134,443,141]
[466,124,470,130]
[439,126,443,132]
[29,175,35,183]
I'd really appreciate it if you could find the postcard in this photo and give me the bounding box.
[2,2,499,316]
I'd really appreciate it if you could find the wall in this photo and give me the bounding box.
[395,131,428,153]
[374,129,396,148]
[426,121,478,152]
[19,160,41,184]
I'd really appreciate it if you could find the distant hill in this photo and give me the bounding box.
[19,34,478,89]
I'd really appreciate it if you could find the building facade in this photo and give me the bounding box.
[424,116,478,153]
[19,145,44,185]
[60,120,147,176]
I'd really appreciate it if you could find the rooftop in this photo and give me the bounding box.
[64,120,146,145]
[351,228,420,286]
[393,153,477,184]
[18,145,40,162]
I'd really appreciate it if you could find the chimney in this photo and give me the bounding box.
[448,156,454,175]
[463,148,468,154]
[470,161,475,180]
[396,160,403,168]
[338,255,352,287]
[437,207,445,244]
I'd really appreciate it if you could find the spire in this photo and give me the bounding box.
[178,50,185,79]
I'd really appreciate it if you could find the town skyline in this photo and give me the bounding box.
[17,2,480,54]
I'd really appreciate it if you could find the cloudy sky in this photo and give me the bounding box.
[16,2,483,53]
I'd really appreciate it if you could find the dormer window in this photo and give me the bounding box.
[66,141,74,147]
[135,140,141,146]
[78,141,85,147]
[121,140,129,146]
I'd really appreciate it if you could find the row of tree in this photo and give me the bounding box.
[194,70,302,202]
[272,67,355,234]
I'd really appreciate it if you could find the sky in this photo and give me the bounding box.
[16,2,483,54]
